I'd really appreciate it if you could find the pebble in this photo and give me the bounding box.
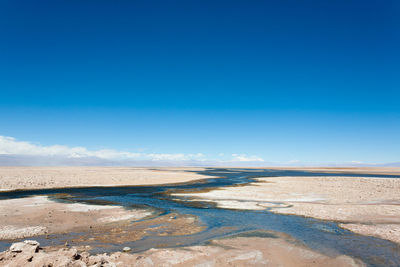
[122,247,131,252]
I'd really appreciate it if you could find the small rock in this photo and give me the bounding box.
[10,241,39,253]
[122,247,131,252]
[24,240,40,246]
[10,242,26,253]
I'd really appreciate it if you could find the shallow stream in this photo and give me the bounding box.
[1,168,400,266]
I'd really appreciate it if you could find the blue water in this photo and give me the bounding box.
[1,168,400,266]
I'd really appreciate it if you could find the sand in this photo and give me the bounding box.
[0,195,205,252]
[0,167,208,191]
[0,235,364,267]
[175,175,400,243]
[0,196,152,239]
[0,194,363,266]
[130,235,363,267]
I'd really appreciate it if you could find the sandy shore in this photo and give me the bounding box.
[0,196,152,240]
[0,194,364,266]
[175,174,400,243]
[0,235,363,267]
[0,167,208,191]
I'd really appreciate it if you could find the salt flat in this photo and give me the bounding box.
[0,167,208,191]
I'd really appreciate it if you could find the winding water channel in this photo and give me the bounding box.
[1,168,400,266]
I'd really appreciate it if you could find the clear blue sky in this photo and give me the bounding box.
[0,0,399,164]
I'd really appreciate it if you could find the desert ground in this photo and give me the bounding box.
[271,167,400,176]
[176,174,400,243]
[0,167,399,266]
[0,167,208,191]
[0,235,362,267]
[0,196,148,239]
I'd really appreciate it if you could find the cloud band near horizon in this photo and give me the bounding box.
[0,135,264,163]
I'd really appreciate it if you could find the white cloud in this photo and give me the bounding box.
[0,135,266,166]
[144,153,205,161]
[231,154,264,162]
[0,136,202,162]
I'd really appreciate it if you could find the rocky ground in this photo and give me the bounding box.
[0,236,364,267]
